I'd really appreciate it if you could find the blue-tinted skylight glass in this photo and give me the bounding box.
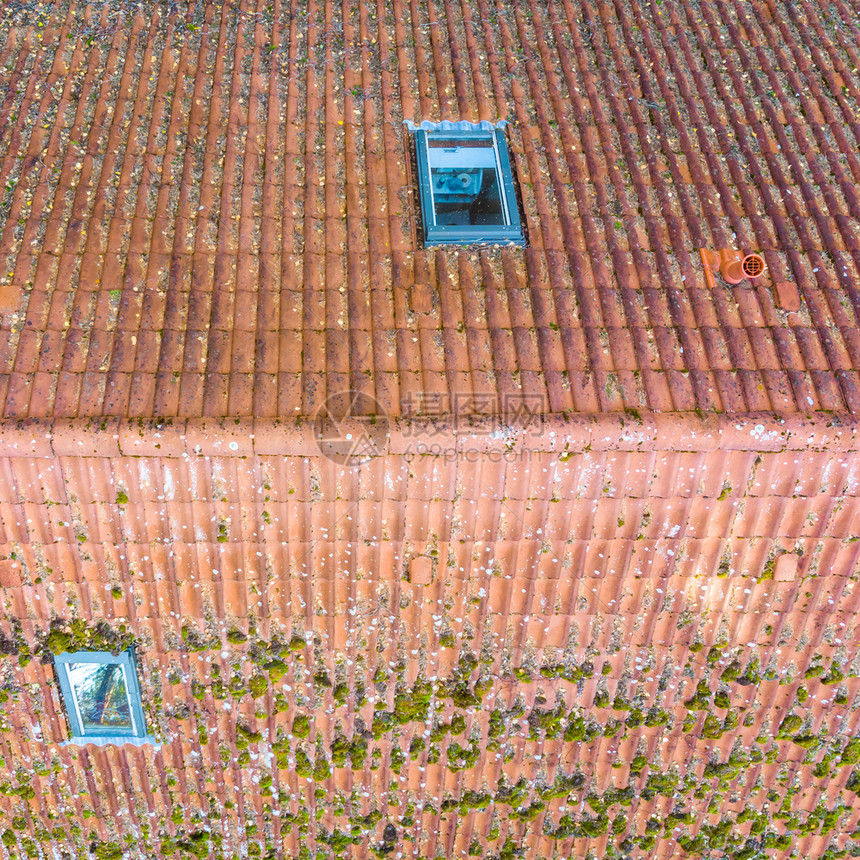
[67,662,133,733]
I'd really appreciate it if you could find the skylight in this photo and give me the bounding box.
[54,649,151,745]
[412,124,525,247]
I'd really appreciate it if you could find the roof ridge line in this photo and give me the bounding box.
[0,412,854,458]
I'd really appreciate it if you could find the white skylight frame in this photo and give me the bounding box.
[54,648,152,745]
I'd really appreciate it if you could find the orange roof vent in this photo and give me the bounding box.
[700,249,767,288]
[742,253,765,279]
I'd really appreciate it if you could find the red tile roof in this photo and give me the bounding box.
[0,423,858,857]
[2,0,860,858]
[1,0,860,420]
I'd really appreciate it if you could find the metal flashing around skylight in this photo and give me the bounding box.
[409,123,525,247]
[54,648,154,746]
[403,118,508,132]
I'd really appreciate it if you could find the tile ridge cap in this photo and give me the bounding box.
[0,412,853,457]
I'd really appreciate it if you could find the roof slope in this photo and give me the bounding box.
[1,0,860,420]
[1,437,860,859]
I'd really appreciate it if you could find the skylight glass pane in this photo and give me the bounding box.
[426,138,507,228]
[67,662,133,733]
[412,124,525,246]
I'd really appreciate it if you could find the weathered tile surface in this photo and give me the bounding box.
[1,0,860,419]
[0,420,857,858]
[3,0,860,857]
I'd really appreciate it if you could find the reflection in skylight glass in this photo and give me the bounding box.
[427,138,506,227]
[67,662,133,732]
